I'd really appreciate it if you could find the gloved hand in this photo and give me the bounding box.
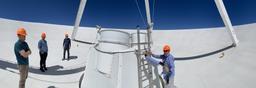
[148,51,152,55]
[143,51,151,57]
[159,62,164,66]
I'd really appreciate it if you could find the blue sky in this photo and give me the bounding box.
[0,0,255,29]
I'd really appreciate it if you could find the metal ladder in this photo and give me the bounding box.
[136,50,154,88]
[135,28,155,88]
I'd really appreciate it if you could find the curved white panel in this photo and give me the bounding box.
[100,30,130,44]
[96,30,130,75]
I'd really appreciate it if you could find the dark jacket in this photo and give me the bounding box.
[14,40,30,65]
[63,38,71,49]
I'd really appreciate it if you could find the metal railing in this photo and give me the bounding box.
[135,27,164,88]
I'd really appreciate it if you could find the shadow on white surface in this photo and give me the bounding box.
[0,58,85,75]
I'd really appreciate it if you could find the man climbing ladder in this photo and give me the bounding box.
[144,44,176,88]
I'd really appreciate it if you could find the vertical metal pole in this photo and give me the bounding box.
[144,0,160,88]
[137,26,141,55]
[144,0,153,51]
[72,0,87,40]
[136,26,142,88]
[146,26,152,51]
[144,0,152,26]
[215,0,239,46]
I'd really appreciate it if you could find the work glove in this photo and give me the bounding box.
[143,51,150,57]
[159,62,164,66]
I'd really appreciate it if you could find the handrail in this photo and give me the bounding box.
[98,29,130,35]
[98,40,130,47]
[94,43,135,54]
[137,27,143,88]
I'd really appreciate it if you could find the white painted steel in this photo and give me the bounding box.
[131,33,147,45]
[215,0,239,46]
[99,30,130,46]
[96,43,129,75]
[72,0,87,40]
[96,30,130,75]
[144,0,152,26]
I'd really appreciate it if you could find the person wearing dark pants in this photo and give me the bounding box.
[63,48,70,60]
[38,32,48,72]
[39,52,48,72]
[63,33,71,60]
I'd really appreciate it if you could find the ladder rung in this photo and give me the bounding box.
[137,49,155,88]
[141,58,146,61]
[141,75,152,81]
[140,68,150,72]
[143,84,150,88]
[139,63,148,67]
[139,75,147,79]
[142,77,149,81]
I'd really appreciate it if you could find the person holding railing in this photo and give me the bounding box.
[144,44,176,88]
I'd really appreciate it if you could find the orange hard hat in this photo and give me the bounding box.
[163,44,171,52]
[17,28,27,36]
[41,32,46,38]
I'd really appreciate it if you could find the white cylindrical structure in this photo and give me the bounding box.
[96,30,130,75]
[99,30,130,45]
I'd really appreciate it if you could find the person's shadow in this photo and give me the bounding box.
[0,59,85,75]
[48,86,56,88]
[63,56,78,61]
[69,56,78,59]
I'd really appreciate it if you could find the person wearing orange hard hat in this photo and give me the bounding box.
[144,44,176,88]
[63,32,71,60]
[14,27,32,88]
[38,32,48,72]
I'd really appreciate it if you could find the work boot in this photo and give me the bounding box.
[40,68,45,72]
[166,78,169,84]
[44,67,47,71]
